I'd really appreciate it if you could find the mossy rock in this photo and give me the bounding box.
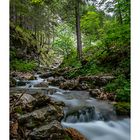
[64,135,72,140]
[10,77,16,87]
[28,76,36,80]
[114,102,130,116]
[14,106,23,114]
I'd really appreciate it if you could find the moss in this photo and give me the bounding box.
[114,102,130,116]
[64,135,72,140]
[14,106,23,114]
[10,77,16,87]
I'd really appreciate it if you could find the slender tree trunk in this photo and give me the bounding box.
[75,0,82,60]
[117,1,123,24]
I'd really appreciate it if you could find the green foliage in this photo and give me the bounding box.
[114,102,130,116]
[52,37,74,57]
[11,59,37,72]
[64,135,72,140]
[61,50,81,68]
[52,23,75,57]
[102,21,130,47]
[104,75,130,102]
[81,11,100,35]
[14,106,23,114]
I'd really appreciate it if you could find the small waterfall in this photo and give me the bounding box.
[16,74,44,88]
[62,119,130,140]
[49,89,130,140]
[13,74,130,140]
[63,106,99,123]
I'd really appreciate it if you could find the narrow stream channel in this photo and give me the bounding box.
[13,74,130,140]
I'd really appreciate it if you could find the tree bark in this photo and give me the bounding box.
[117,1,123,24]
[75,0,82,60]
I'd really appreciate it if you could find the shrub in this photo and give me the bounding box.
[104,75,130,102]
[10,59,37,72]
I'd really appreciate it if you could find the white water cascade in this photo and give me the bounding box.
[14,74,130,140]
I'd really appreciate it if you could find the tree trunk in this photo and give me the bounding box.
[75,0,82,60]
[117,1,123,24]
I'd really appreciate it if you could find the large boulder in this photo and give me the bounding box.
[32,92,51,107]
[34,81,48,87]
[65,128,87,140]
[29,120,66,140]
[18,103,64,128]
[10,93,37,113]
[60,79,79,90]
[48,76,66,86]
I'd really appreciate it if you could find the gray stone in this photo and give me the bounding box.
[18,104,64,128]
[34,81,48,87]
[29,120,66,140]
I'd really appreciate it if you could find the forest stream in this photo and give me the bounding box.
[11,73,130,140]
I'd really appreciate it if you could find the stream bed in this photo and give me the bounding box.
[12,74,130,140]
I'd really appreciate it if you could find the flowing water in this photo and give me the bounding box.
[14,74,130,140]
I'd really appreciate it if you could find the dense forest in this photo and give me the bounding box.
[10,0,130,140]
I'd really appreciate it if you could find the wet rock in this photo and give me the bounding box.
[10,93,36,112]
[18,104,64,128]
[79,82,89,90]
[64,106,96,123]
[29,120,66,140]
[60,79,79,90]
[40,72,53,78]
[11,72,34,80]
[49,76,66,86]
[47,76,55,82]
[20,94,36,104]
[89,89,100,98]
[10,91,66,140]
[58,75,114,90]
[65,128,87,140]
[32,92,51,107]
[10,120,19,139]
[10,77,17,87]
[89,88,116,101]
[28,75,36,80]
[79,75,114,87]
[11,92,51,113]
[46,87,58,95]
[34,81,48,87]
